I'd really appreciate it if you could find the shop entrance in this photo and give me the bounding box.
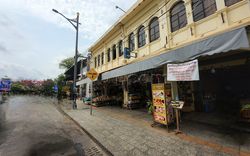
[183,50,250,125]
[175,51,250,133]
[200,63,250,115]
[92,78,123,107]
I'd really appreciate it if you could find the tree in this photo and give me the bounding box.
[54,74,66,99]
[59,57,74,70]
[59,54,83,70]
[11,82,25,94]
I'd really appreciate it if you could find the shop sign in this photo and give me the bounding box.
[124,47,130,59]
[167,59,199,81]
[152,84,168,125]
[86,68,99,81]
[53,85,58,92]
[0,80,12,91]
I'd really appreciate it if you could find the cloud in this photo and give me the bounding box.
[0,15,11,27]
[0,62,46,80]
[0,0,135,41]
[0,44,8,53]
[0,0,136,80]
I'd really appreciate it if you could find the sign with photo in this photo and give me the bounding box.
[152,84,168,125]
[167,59,200,81]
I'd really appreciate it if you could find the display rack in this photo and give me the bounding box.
[126,93,141,109]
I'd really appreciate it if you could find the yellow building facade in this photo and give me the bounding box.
[89,0,250,74]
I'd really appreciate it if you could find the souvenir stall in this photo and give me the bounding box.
[123,72,153,110]
[92,78,123,107]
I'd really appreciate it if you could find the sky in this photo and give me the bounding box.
[0,0,136,80]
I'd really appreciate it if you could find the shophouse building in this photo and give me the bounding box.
[88,0,250,121]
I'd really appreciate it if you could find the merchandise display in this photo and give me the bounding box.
[92,95,116,107]
[125,93,141,109]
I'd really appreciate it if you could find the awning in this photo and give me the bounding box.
[102,27,249,80]
[76,78,92,86]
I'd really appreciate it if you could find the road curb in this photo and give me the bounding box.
[54,103,113,156]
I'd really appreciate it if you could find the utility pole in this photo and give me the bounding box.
[72,12,79,109]
[52,9,80,109]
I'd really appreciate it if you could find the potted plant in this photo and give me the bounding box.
[147,100,153,114]
[241,103,250,119]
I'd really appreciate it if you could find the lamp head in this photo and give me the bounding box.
[52,9,59,13]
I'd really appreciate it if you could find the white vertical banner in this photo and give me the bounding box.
[167,60,200,81]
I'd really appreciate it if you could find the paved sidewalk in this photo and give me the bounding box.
[60,100,250,156]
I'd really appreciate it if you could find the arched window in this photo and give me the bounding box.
[112,44,116,60]
[97,55,100,66]
[101,52,104,65]
[149,17,160,42]
[170,1,187,32]
[118,40,123,57]
[225,0,242,6]
[138,26,146,48]
[107,48,111,62]
[94,57,97,68]
[192,0,217,22]
[129,33,135,51]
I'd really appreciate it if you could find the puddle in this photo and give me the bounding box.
[28,135,85,156]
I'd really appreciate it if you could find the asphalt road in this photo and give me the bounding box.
[0,95,108,156]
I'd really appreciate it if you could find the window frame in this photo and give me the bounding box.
[101,52,104,65]
[224,0,242,6]
[138,26,146,48]
[118,40,123,57]
[129,33,135,51]
[149,17,160,42]
[112,44,117,60]
[170,1,188,32]
[94,57,97,68]
[192,0,217,22]
[97,55,100,67]
[107,48,111,62]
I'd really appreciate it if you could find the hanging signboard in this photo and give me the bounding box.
[167,59,199,81]
[152,84,168,125]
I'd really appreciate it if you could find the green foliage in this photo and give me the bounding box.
[147,100,153,114]
[242,104,250,110]
[59,54,84,70]
[54,74,67,99]
[11,79,57,96]
[11,82,26,94]
[11,81,42,95]
[59,57,74,70]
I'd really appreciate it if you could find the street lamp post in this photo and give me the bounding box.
[115,6,126,13]
[52,9,80,110]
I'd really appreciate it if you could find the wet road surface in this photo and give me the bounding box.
[0,95,108,156]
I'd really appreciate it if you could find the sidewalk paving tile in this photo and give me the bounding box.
[60,101,249,156]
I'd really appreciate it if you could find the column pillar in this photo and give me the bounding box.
[185,0,196,38]
[215,0,226,10]
[122,76,128,108]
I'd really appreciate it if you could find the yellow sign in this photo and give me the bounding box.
[87,68,99,81]
[152,84,167,125]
